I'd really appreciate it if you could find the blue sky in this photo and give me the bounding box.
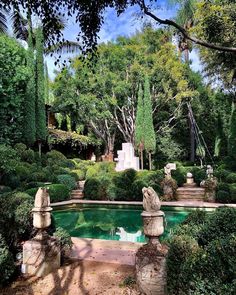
[46,1,201,79]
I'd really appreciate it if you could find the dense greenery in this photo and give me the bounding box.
[0,35,29,144]
[167,208,236,295]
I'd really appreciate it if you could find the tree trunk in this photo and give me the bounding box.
[148,152,152,170]
[140,143,144,170]
[38,141,42,158]
[190,119,195,162]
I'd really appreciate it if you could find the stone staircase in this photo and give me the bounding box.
[71,180,85,199]
[176,187,205,201]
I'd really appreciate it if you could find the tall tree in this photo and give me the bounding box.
[228,100,236,159]
[143,76,156,170]
[23,14,36,145]
[35,27,47,155]
[135,85,144,170]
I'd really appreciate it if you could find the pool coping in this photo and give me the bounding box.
[51,199,236,209]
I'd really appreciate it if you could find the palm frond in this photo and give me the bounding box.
[10,10,28,41]
[0,9,8,34]
[44,41,81,55]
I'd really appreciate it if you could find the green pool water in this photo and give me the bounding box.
[53,205,190,243]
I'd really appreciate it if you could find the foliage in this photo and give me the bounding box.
[216,190,231,204]
[193,0,236,86]
[112,169,137,201]
[86,162,115,179]
[53,227,72,258]
[0,35,29,144]
[46,150,67,162]
[143,75,156,154]
[57,174,77,190]
[23,18,36,146]
[35,27,47,142]
[71,169,85,181]
[167,207,236,295]
[0,234,15,288]
[0,145,19,179]
[84,175,112,200]
[134,84,144,154]
[47,184,70,202]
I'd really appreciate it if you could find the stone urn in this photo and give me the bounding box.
[135,187,168,295]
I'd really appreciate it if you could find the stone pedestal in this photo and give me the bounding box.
[136,209,167,295]
[23,233,60,277]
[136,241,168,295]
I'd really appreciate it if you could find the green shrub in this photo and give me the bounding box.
[24,182,45,190]
[21,149,35,163]
[191,167,206,185]
[29,171,48,182]
[84,176,112,200]
[172,166,188,186]
[0,234,15,287]
[0,144,19,177]
[198,207,236,246]
[0,192,33,253]
[46,150,67,161]
[2,173,21,189]
[25,187,38,197]
[167,208,236,295]
[53,227,72,258]
[216,190,231,203]
[15,163,32,181]
[14,143,27,153]
[229,184,236,203]
[215,168,230,182]
[131,179,147,201]
[71,169,85,181]
[48,184,70,202]
[0,186,12,194]
[57,174,76,190]
[112,169,137,201]
[226,172,236,183]
[217,182,230,192]
[86,162,115,179]
[84,178,101,200]
[60,159,76,169]
[167,234,201,294]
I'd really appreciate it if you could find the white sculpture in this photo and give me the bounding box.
[206,165,214,179]
[115,142,139,171]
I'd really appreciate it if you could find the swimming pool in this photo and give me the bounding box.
[53,204,199,242]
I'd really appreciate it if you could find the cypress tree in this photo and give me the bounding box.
[143,75,156,170]
[35,27,47,155]
[45,62,50,105]
[135,85,144,170]
[228,101,236,159]
[23,14,36,145]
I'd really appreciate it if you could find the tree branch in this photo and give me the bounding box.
[141,0,236,53]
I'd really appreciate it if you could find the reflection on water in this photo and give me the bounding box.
[53,207,189,243]
[116,227,143,242]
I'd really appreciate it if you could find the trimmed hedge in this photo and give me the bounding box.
[57,174,77,190]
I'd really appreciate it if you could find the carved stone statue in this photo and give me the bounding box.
[164,164,171,179]
[34,187,50,208]
[32,187,52,229]
[142,187,161,212]
[206,165,214,179]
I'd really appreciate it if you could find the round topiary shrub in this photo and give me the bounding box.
[21,149,35,163]
[57,174,77,190]
[84,178,101,200]
[46,150,67,161]
[48,184,70,202]
[216,190,231,203]
[217,182,230,192]
[0,234,15,288]
[71,169,85,181]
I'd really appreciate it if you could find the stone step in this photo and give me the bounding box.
[176,187,205,201]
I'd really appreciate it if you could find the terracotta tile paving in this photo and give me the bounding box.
[70,238,143,266]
